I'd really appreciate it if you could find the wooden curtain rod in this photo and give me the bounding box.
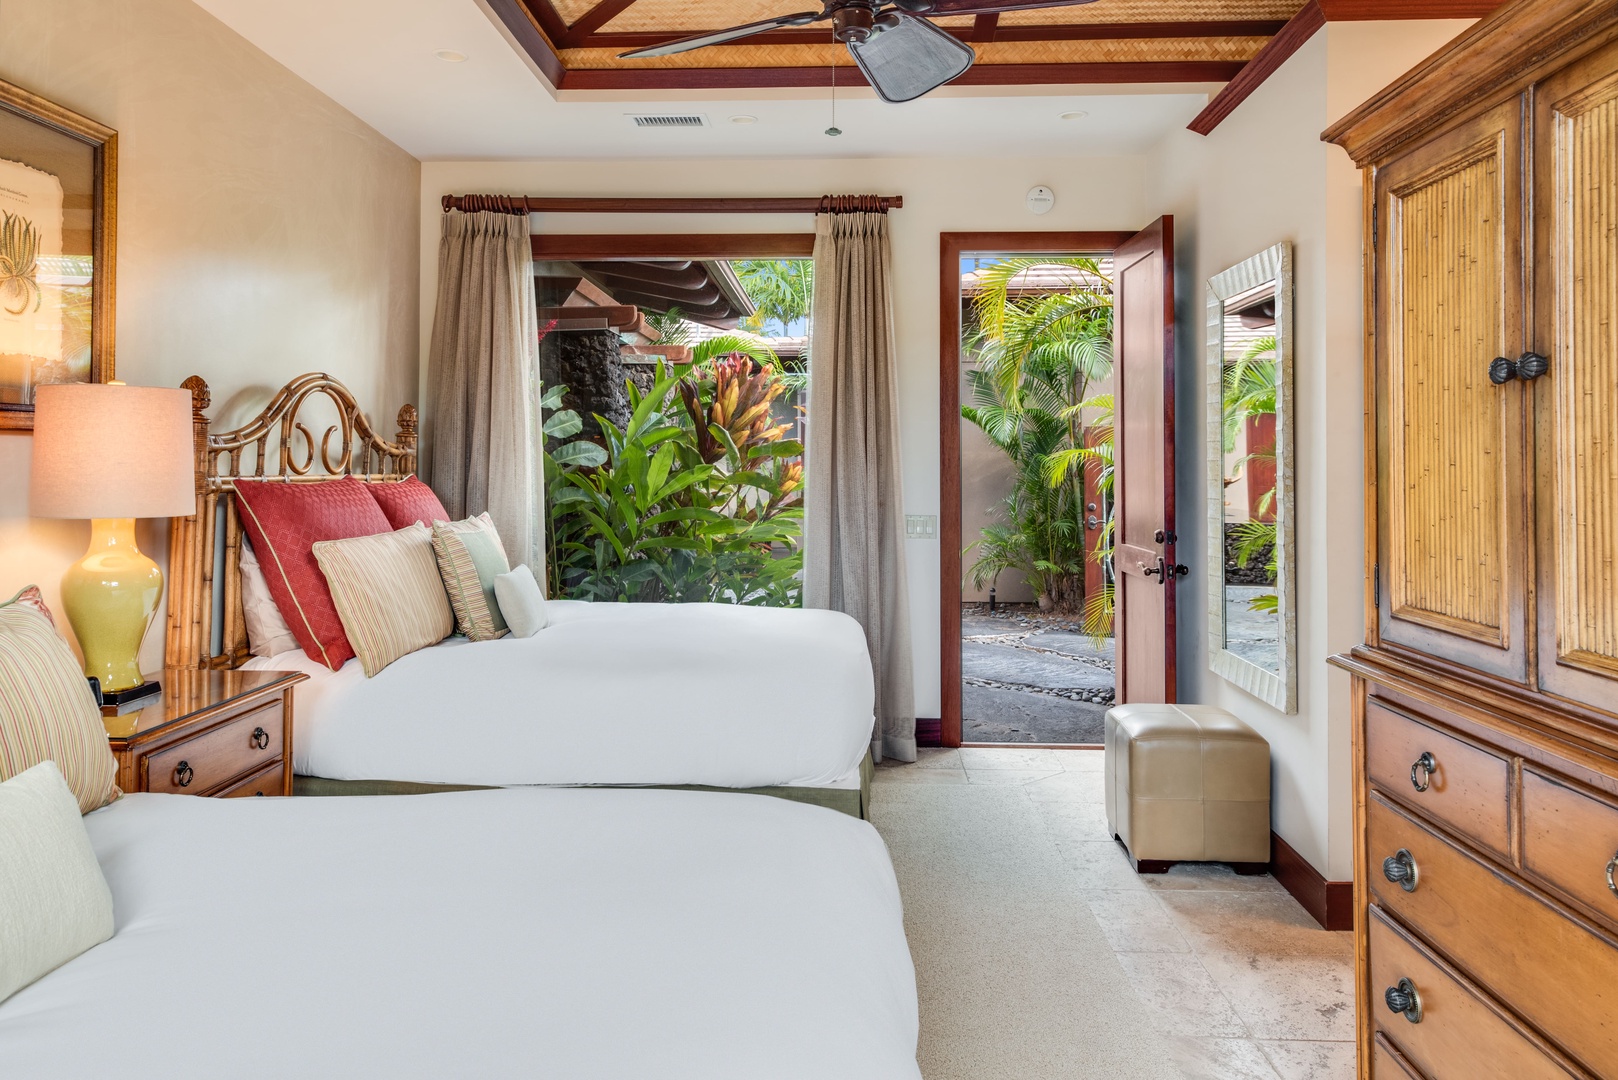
[441,194,903,215]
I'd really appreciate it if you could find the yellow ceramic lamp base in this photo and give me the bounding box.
[61,518,163,694]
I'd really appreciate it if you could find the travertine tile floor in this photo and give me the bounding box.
[875,747,1355,1080]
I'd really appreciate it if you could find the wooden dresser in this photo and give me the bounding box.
[1324,2,1618,1078]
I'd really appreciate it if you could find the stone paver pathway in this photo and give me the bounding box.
[960,605,1116,744]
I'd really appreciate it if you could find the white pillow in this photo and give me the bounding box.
[240,537,299,658]
[493,564,549,637]
[0,761,115,1004]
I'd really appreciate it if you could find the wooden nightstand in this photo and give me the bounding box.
[102,668,307,796]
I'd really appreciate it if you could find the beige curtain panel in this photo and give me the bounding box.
[427,210,544,583]
[805,206,917,763]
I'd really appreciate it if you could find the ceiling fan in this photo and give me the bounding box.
[618,0,1103,104]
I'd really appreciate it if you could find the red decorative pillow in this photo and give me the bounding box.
[2,585,56,627]
[367,475,450,529]
[233,477,393,670]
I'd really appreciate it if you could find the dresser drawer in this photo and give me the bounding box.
[1368,909,1581,1080]
[1523,768,1618,934]
[216,761,285,798]
[1372,1034,1425,1079]
[1366,699,1510,857]
[143,702,283,795]
[1368,792,1618,1071]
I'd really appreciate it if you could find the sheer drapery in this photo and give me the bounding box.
[427,210,543,581]
[805,205,916,763]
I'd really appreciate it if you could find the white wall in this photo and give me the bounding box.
[420,156,1152,718]
[0,0,420,669]
[1146,20,1472,880]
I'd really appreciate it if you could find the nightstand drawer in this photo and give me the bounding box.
[144,701,283,795]
[216,761,285,798]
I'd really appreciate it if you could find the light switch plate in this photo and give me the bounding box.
[905,514,938,539]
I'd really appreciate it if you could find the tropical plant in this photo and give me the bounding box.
[961,257,1114,623]
[1222,333,1280,611]
[0,210,42,316]
[543,362,804,606]
[643,305,696,346]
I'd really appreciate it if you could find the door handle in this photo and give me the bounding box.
[1142,559,1190,586]
[1086,515,1101,530]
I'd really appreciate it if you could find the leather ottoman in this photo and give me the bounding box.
[1104,703,1271,874]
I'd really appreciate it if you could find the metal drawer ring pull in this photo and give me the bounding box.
[175,761,194,788]
[251,726,270,750]
[1383,849,1419,893]
[1607,851,1617,899]
[1385,978,1423,1024]
[1410,752,1436,793]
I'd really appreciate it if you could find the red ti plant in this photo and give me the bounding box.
[678,354,793,465]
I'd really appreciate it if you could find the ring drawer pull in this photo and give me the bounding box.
[1383,849,1419,893]
[1607,851,1617,898]
[175,761,194,788]
[251,726,270,750]
[1384,978,1423,1024]
[1410,752,1436,793]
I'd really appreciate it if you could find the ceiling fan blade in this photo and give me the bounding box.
[847,13,975,103]
[893,0,1101,13]
[617,11,828,59]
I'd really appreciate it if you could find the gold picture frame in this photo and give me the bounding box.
[0,77,116,431]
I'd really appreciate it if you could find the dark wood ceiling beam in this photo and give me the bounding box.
[971,14,1000,42]
[578,20,1288,49]
[1187,0,1504,136]
[519,0,570,45]
[560,60,1245,92]
[562,0,641,47]
[482,0,565,86]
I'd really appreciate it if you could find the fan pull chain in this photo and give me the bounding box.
[826,32,842,137]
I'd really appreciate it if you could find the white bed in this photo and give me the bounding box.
[0,787,920,1079]
[241,599,875,792]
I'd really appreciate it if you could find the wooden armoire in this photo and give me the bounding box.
[1325,1,1618,1078]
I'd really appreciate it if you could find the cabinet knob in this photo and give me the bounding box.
[1606,851,1617,899]
[1383,849,1419,892]
[1410,752,1436,793]
[1384,978,1423,1023]
[251,726,270,750]
[1488,351,1550,384]
[175,761,194,788]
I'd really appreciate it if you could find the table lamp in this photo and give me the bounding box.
[29,382,195,704]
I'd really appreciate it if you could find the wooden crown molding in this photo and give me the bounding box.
[1323,0,1618,165]
[1189,0,1507,137]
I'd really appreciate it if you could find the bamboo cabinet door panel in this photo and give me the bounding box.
[1534,40,1618,716]
[1375,97,1530,681]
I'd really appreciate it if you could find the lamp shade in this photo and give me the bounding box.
[30,383,195,519]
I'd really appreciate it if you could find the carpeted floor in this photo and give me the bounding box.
[870,748,1355,1080]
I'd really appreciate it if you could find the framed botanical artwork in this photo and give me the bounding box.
[0,77,116,431]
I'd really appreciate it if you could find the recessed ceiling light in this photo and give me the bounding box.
[435,50,467,63]
[1059,110,1089,121]
[729,115,759,125]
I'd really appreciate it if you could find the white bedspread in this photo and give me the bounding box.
[0,788,920,1079]
[242,600,875,789]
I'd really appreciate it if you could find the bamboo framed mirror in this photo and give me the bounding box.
[1206,243,1296,713]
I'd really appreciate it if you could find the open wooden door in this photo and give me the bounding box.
[1112,217,1180,704]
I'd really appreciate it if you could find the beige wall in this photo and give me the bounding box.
[420,155,1152,717]
[1147,20,1473,881]
[0,0,420,670]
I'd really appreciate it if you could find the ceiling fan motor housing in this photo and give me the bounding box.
[832,4,879,44]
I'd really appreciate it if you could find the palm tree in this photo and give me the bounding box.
[733,259,813,335]
[961,257,1114,619]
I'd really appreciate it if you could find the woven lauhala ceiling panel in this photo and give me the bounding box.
[560,35,1269,69]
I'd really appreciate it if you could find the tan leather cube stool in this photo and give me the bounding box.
[1104,703,1270,874]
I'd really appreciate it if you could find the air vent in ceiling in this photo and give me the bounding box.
[628,114,709,129]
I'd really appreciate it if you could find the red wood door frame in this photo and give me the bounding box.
[939,231,1138,748]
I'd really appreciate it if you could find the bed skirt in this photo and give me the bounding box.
[292,750,875,819]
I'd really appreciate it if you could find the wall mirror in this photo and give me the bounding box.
[1206,243,1296,713]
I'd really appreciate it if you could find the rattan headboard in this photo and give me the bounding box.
[164,372,418,670]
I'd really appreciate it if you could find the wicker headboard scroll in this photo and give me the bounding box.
[164,372,419,670]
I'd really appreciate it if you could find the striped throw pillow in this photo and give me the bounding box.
[431,514,511,642]
[0,604,121,813]
[312,524,455,678]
